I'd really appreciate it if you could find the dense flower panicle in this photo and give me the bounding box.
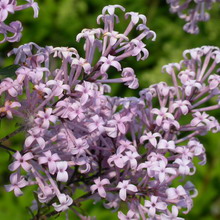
[166,0,220,34]
[1,3,220,220]
[0,0,39,43]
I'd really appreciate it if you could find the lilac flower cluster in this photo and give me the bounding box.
[1,3,220,220]
[0,0,38,43]
[166,0,220,34]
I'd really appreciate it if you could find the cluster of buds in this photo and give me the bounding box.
[0,0,38,43]
[166,0,220,34]
[1,3,220,220]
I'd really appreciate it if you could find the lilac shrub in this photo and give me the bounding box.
[0,3,220,220]
[166,0,220,34]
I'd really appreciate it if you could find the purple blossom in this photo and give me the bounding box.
[100,55,121,73]
[117,180,138,201]
[90,177,110,198]
[118,210,139,220]
[8,151,33,172]
[144,196,167,217]
[38,151,60,174]
[166,0,218,34]
[0,0,14,22]
[1,3,220,219]
[35,108,57,129]
[56,161,68,182]
[0,0,39,43]
[0,100,21,118]
[140,131,161,147]
[5,173,28,197]
[52,194,73,212]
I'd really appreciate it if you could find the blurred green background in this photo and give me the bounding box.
[0,0,220,219]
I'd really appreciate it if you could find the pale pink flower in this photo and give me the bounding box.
[90,177,110,198]
[100,55,121,73]
[140,131,161,147]
[52,194,73,212]
[56,161,68,182]
[144,196,167,216]
[117,180,137,201]
[1,100,21,118]
[123,151,140,170]
[35,108,57,129]
[5,173,27,197]
[38,150,60,174]
[8,151,33,172]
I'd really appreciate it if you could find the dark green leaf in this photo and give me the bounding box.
[0,64,20,79]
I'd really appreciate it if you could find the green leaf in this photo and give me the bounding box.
[0,64,20,79]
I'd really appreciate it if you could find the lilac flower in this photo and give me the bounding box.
[46,80,70,96]
[71,138,89,156]
[0,101,21,118]
[0,0,39,43]
[87,115,105,134]
[140,131,161,147]
[190,112,211,127]
[166,186,187,200]
[56,161,68,182]
[123,151,140,170]
[25,128,46,149]
[104,31,128,46]
[75,81,94,105]
[117,180,138,201]
[0,0,14,22]
[183,80,202,96]
[166,0,218,34]
[100,55,121,73]
[161,206,184,220]
[0,78,23,97]
[102,5,125,15]
[90,177,110,198]
[151,160,176,183]
[157,139,175,151]
[1,3,220,219]
[178,69,195,84]
[55,99,85,121]
[125,12,146,25]
[174,158,192,175]
[38,151,60,174]
[208,74,220,90]
[172,100,191,115]
[130,39,149,60]
[121,68,139,89]
[144,196,167,217]
[116,139,136,154]
[52,194,73,212]
[35,108,57,129]
[5,173,28,197]
[108,153,125,168]
[72,57,91,73]
[8,151,33,172]
[151,107,174,126]
[118,210,139,220]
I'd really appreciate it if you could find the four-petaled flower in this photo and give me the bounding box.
[100,55,121,73]
[38,150,60,174]
[5,173,28,197]
[144,196,167,217]
[90,177,110,198]
[117,180,138,201]
[8,151,33,172]
[140,131,161,147]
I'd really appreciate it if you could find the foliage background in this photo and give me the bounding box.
[0,0,220,219]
